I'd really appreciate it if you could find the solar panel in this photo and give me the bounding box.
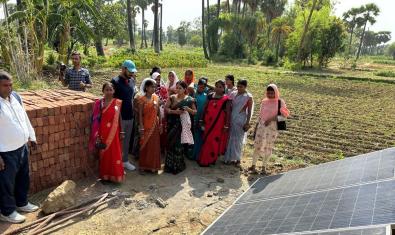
[239,148,395,203]
[245,225,388,235]
[204,180,395,234]
[203,148,395,235]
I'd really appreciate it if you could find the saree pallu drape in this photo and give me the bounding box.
[139,95,161,171]
[198,95,229,166]
[164,96,194,174]
[98,99,124,182]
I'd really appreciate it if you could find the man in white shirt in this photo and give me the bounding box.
[0,71,39,224]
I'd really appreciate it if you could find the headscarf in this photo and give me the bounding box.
[166,71,179,91]
[184,69,195,86]
[139,78,156,96]
[151,72,165,86]
[259,84,290,122]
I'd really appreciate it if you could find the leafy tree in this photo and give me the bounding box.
[189,35,203,47]
[166,26,177,44]
[317,17,346,67]
[177,22,190,47]
[296,0,318,62]
[387,42,395,60]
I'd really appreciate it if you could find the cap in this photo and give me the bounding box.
[122,60,137,73]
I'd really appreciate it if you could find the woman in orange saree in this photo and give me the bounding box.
[89,82,124,183]
[138,78,162,173]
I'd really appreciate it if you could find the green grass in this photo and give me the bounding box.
[373,60,395,65]
[91,64,395,173]
[375,70,395,77]
[103,46,208,69]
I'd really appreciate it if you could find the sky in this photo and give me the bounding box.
[0,0,394,42]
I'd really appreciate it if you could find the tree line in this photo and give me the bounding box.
[0,0,393,81]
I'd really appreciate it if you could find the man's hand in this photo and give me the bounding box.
[0,155,5,171]
[80,82,86,89]
[31,141,38,151]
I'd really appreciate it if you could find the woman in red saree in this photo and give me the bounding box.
[198,80,231,167]
[138,78,162,173]
[89,82,124,183]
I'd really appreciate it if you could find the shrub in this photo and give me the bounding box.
[284,58,302,70]
[189,35,202,47]
[264,50,275,65]
[104,48,208,69]
[46,52,56,65]
[373,60,395,65]
[219,33,246,59]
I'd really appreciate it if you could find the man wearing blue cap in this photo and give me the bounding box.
[111,60,138,171]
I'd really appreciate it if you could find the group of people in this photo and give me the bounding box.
[0,53,289,224]
[88,59,290,183]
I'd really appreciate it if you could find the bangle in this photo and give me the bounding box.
[224,126,229,129]
[120,132,125,134]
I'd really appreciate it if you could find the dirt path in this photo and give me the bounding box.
[1,159,260,235]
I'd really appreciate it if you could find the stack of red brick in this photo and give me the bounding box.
[21,90,99,193]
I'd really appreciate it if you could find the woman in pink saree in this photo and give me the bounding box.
[250,84,289,174]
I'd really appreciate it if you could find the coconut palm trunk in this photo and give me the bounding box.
[127,0,136,51]
[202,0,209,59]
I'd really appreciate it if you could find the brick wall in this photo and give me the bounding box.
[21,90,99,193]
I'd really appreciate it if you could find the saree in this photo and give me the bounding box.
[224,91,253,162]
[164,96,194,174]
[93,99,124,182]
[253,84,290,166]
[139,95,161,171]
[192,91,208,160]
[155,85,168,153]
[198,94,230,166]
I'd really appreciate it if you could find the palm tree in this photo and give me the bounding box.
[343,7,364,56]
[261,0,287,48]
[153,0,160,53]
[126,0,136,51]
[202,0,210,59]
[356,3,380,60]
[271,17,292,62]
[159,2,163,51]
[137,0,150,48]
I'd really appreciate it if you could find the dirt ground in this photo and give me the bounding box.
[0,156,264,235]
